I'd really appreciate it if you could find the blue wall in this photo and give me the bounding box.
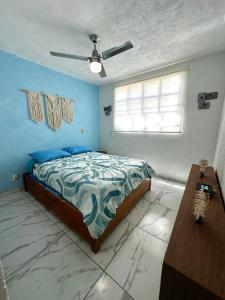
[0,50,99,192]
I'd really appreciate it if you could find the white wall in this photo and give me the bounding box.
[214,98,225,202]
[100,51,225,182]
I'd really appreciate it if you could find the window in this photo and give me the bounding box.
[114,71,186,133]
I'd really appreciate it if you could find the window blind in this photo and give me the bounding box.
[114,71,186,133]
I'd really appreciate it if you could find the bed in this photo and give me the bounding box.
[23,151,154,253]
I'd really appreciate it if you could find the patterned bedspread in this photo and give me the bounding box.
[33,152,154,239]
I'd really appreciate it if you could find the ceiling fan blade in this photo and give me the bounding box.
[101,41,133,60]
[50,51,89,61]
[99,63,107,78]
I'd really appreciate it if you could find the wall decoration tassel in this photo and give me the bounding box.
[27,92,43,123]
[61,97,73,123]
[45,95,62,130]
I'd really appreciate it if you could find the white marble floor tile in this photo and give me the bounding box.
[43,210,69,232]
[156,187,183,211]
[142,180,165,203]
[0,191,32,207]
[139,203,177,243]
[125,197,152,226]
[24,192,48,212]
[86,272,133,300]
[0,180,184,300]
[0,193,40,221]
[0,189,21,200]
[7,235,102,300]
[0,210,62,277]
[0,260,9,300]
[166,180,185,191]
[67,219,135,269]
[151,177,169,187]
[106,227,167,300]
[65,228,81,243]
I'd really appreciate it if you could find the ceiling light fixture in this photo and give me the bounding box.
[50,34,133,78]
[90,58,102,73]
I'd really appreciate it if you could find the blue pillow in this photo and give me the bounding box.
[29,149,70,163]
[62,145,93,155]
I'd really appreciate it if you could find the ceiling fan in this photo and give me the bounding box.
[50,34,133,78]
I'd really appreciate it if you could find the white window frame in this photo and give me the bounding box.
[113,71,187,134]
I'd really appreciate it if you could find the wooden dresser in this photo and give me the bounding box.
[159,164,225,300]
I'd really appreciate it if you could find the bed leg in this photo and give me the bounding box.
[91,240,101,254]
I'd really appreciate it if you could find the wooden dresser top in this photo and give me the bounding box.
[164,164,225,299]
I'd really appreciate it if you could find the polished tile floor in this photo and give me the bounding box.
[0,178,185,300]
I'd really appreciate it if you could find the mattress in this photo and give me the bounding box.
[32,152,154,238]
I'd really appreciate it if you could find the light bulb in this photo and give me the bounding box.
[90,61,101,73]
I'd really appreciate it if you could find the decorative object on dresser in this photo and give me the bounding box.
[193,190,209,224]
[196,182,215,197]
[159,164,225,300]
[199,158,208,177]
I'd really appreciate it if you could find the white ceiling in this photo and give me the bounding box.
[0,0,225,86]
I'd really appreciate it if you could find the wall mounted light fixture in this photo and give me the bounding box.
[198,92,218,109]
[104,105,112,116]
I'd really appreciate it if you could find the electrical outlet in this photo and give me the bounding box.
[12,174,19,181]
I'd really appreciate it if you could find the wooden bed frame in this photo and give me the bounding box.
[23,173,151,253]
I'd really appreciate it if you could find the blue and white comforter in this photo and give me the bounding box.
[33,152,154,239]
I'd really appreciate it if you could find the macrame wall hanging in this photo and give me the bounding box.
[20,89,74,131]
[26,91,43,123]
[45,95,62,130]
[61,97,73,123]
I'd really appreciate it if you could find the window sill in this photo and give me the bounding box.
[111,130,182,135]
